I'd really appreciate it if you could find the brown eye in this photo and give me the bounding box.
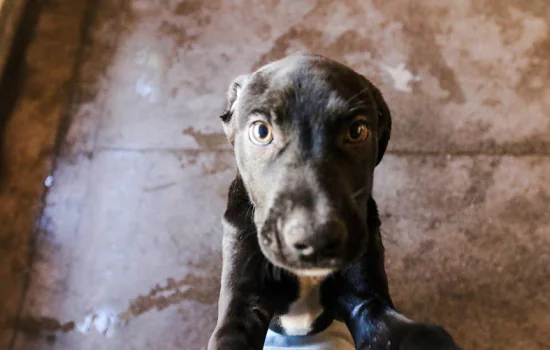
[249,121,273,145]
[347,117,370,143]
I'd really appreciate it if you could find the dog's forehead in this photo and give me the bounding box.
[238,54,373,121]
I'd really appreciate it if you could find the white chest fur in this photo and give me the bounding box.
[279,276,325,336]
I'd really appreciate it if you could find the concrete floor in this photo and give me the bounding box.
[0,0,549,349]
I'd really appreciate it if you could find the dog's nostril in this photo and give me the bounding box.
[294,243,308,250]
[285,219,347,260]
[292,237,343,259]
[291,235,344,259]
[293,243,315,256]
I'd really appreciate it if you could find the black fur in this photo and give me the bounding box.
[209,53,460,350]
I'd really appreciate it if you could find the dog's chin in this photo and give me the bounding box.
[292,268,336,277]
[266,257,338,278]
[258,245,350,278]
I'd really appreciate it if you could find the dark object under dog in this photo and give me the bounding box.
[209,52,460,350]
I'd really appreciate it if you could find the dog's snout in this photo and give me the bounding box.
[286,219,347,261]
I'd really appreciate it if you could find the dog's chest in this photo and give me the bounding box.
[275,276,325,336]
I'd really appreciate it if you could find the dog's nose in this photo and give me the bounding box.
[289,220,347,259]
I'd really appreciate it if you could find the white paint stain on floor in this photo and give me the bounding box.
[76,307,121,338]
[379,62,421,92]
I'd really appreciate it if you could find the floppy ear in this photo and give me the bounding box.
[369,84,392,165]
[220,74,248,145]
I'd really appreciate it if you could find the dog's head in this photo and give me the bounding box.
[221,53,391,277]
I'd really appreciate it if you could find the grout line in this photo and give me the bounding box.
[80,146,550,158]
[95,146,234,153]
[385,150,550,157]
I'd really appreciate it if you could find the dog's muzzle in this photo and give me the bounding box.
[260,203,350,273]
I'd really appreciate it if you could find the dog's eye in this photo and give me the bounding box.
[347,117,370,143]
[249,121,273,145]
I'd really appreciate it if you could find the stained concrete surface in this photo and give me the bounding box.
[0,0,549,349]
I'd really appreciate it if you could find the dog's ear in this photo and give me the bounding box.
[220,75,248,145]
[370,84,392,165]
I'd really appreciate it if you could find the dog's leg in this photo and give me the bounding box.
[332,240,459,349]
[208,227,273,350]
[333,252,460,350]
[337,293,459,350]
[209,176,295,350]
[334,264,460,350]
[325,196,460,350]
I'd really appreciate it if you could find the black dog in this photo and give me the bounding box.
[209,52,460,350]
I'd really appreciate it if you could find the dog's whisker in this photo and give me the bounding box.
[263,259,275,282]
[333,97,376,122]
[337,86,377,116]
[241,230,257,241]
[343,85,371,106]
[272,264,282,281]
[245,204,255,221]
[352,187,366,199]
[260,259,268,285]
[243,250,262,271]
[262,259,269,277]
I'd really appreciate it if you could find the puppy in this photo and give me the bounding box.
[209,52,460,350]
